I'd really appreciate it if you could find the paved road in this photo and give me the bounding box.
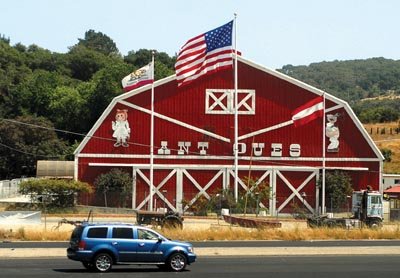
[0,256,399,278]
[2,240,400,258]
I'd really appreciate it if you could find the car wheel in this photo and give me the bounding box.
[94,253,113,272]
[167,252,187,272]
[368,220,382,229]
[82,261,95,271]
[324,220,336,228]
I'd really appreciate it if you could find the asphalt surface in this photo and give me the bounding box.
[2,240,400,258]
[0,256,399,277]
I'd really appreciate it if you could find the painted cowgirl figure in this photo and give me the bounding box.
[112,109,131,147]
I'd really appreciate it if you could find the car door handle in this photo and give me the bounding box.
[112,242,118,245]
[138,243,145,247]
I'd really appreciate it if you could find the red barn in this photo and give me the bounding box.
[74,56,383,215]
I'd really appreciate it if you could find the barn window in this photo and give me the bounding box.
[205,89,255,115]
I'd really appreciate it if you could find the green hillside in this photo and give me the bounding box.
[278,58,400,103]
[278,58,400,124]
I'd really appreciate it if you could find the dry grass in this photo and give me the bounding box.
[0,227,71,241]
[2,223,400,242]
[364,122,400,173]
[158,224,400,241]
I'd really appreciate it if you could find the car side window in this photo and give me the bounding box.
[112,227,133,239]
[87,227,108,238]
[137,229,159,240]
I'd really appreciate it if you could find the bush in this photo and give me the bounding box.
[321,171,353,212]
[94,168,133,208]
[380,148,393,162]
[18,178,93,208]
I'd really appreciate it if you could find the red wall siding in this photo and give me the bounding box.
[76,59,382,210]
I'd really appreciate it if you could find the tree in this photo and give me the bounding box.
[0,40,32,117]
[322,171,353,212]
[9,70,62,117]
[25,44,57,72]
[124,49,153,68]
[358,106,399,123]
[0,34,10,44]
[380,148,393,162]
[94,168,133,208]
[124,49,175,80]
[155,61,174,80]
[18,178,92,208]
[67,45,108,81]
[0,115,70,179]
[83,62,130,129]
[77,29,119,56]
[48,86,85,139]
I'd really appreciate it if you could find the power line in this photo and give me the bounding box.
[0,141,60,159]
[0,117,385,175]
[0,118,150,149]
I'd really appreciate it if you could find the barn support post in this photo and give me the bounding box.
[270,169,277,216]
[132,168,137,209]
[223,168,229,192]
[176,169,183,213]
[315,170,320,215]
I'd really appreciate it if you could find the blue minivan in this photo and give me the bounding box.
[67,223,196,272]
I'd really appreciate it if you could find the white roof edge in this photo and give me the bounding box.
[74,98,117,154]
[341,103,384,160]
[114,74,176,101]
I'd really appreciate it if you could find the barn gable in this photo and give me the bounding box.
[74,56,383,213]
[75,56,382,161]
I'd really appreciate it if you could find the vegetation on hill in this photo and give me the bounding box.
[278,58,400,124]
[279,58,400,104]
[0,30,175,179]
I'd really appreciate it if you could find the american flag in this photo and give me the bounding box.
[175,21,234,87]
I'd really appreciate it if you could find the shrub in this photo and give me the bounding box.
[380,148,393,162]
[18,178,93,208]
[319,171,353,212]
[94,168,133,208]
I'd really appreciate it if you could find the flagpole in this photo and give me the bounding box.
[322,92,326,215]
[234,13,239,202]
[149,51,155,211]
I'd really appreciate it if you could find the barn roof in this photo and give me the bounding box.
[74,56,384,161]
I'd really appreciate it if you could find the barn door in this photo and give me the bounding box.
[273,169,318,215]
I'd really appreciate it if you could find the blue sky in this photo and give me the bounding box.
[1,0,399,69]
